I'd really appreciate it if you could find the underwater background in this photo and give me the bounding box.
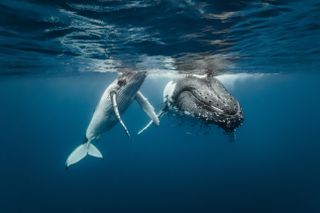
[1,0,320,212]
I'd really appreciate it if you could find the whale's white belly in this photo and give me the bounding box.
[85,85,134,140]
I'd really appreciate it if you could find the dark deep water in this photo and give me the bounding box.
[1,0,320,213]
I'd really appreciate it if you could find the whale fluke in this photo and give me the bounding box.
[66,143,103,168]
[111,92,131,137]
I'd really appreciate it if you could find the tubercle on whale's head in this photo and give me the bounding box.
[170,76,244,132]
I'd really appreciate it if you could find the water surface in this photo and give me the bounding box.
[0,1,320,212]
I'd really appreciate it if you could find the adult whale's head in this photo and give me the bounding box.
[164,75,244,132]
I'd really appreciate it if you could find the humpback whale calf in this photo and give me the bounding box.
[66,71,159,168]
[139,75,243,134]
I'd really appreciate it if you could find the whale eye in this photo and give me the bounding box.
[118,79,126,86]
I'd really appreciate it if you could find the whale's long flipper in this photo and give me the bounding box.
[66,142,103,168]
[111,92,131,137]
[135,91,160,126]
[137,110,166,135]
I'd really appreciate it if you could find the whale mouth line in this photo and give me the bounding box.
[189,91,225,114]
[184,89,241,117]
[177,89,243,132]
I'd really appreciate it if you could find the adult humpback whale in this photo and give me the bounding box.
[139,75,243,134]
[66,71,159,168]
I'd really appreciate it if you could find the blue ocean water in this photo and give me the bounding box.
[1,0,320,212]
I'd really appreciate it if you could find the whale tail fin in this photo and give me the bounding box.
[65,142,103,168]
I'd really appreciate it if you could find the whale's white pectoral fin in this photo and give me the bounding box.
[137,110,165,135]
[111,92,131,137]
[66,143,103,168]
[137,120,154,135]
[135,91,160,126]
